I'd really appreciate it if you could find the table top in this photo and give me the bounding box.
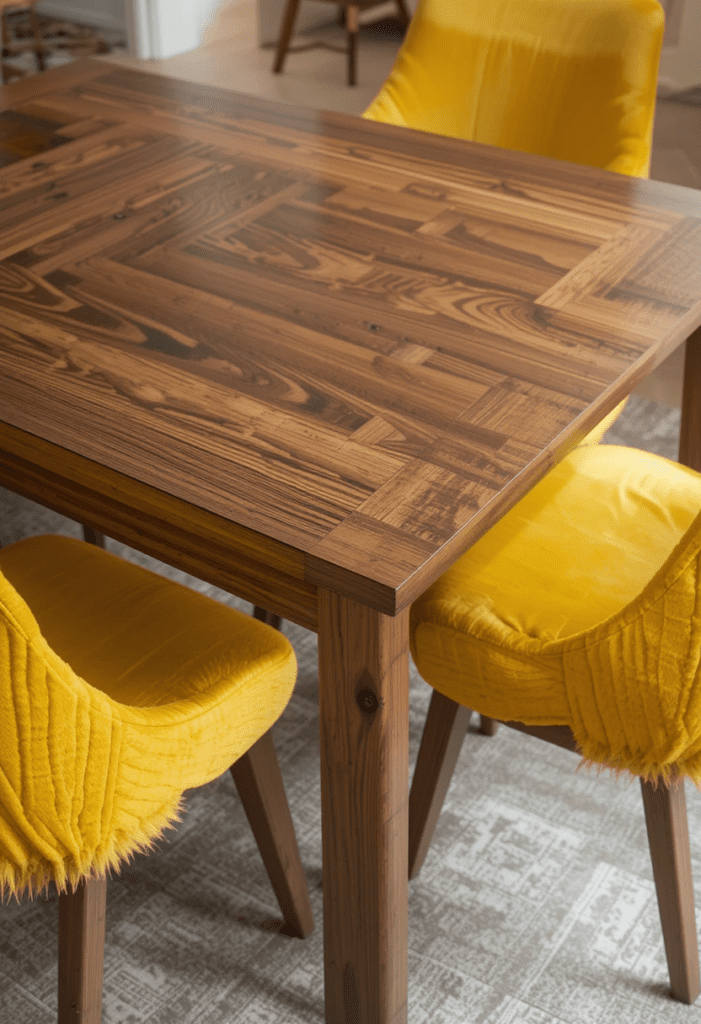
[1,61,701,622]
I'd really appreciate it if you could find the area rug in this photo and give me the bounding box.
[1,395,699,1024]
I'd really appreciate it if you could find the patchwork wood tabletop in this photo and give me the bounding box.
[2,61,701,1024]
[1,60,701,625]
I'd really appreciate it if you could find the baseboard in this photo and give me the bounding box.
[36,2,127,34]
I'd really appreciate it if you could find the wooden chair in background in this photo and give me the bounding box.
[1,0,45,83]
[273,0,412,86]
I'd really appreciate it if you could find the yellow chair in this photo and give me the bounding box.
[363,0,664,177]
[364,0,665,443]
[409,444,701,1003]
[0,534,313,1023]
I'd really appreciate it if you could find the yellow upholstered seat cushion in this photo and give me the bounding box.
[411,446,701,781]
[363,0,664,178]
[0,535,297,896]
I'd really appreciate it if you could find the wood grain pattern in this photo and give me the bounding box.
[58,876,106,1024]
[641,776,700,1004]
[2,62,700,615]
[408,688,472,880]
[229,730,315,940]
[318,591,409,1024]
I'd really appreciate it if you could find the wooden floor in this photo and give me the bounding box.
[102,0,701,409]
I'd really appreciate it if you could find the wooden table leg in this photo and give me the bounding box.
[318,590,409,1024]
[679,323,701,471]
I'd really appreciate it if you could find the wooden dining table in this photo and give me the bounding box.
[2,59,701,1023]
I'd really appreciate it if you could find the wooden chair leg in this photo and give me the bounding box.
[27,1,46,72]
[641,776,700,1003]
[253,605,282,631]
[1,10,10,85]
[273,0,301,74]
[479,715,499,736]
[230,729,314,938]
[82,527,106,548]
[409,689,472,879]
[394,0,412,26]
[346,4,358,86]
[58,876,107,1024]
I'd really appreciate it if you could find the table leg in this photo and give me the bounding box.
[679,323,701,471]
[318,590,409,1024]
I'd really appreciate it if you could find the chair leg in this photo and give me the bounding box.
[58,876,107,1024]
[230,729,314,938]
[253,605,282,631]
[273,0,301,74]
[1,10,10,85]
[479,715,499,736]
[346,4,358,86]
[27,1,46,72]
[641,776,700,1003]
[394,0,412,26]
[409,689,472,880]
[82,527,106,548]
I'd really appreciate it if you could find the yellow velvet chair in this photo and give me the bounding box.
[0,534,313,1024]
[363,0,665,443]
[409,444,701,1003]
[363,0,664,176]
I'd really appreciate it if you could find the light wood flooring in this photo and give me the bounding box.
[102,0,701,409]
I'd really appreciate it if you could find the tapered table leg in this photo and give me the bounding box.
[679,323,701,472]
[318,590,409,1024]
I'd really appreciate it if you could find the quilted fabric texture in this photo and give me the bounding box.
[363,0,664,177]
[411,446,701,784]
[0,535,297,898]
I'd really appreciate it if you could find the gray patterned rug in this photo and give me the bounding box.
[2,395,700,1024]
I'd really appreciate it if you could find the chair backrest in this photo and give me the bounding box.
[0,568,121,897]
[364,0,665,176]
[559,500,701,783]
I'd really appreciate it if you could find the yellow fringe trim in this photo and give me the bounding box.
[574,738,701,789]
[0,797,184,902]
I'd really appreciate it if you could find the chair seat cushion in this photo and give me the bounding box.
[410,446,701,776]
[0,535,297,894]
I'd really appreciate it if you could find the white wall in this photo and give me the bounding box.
[127,0,220,58]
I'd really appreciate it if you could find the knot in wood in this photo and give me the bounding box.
[356,688,379,715]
